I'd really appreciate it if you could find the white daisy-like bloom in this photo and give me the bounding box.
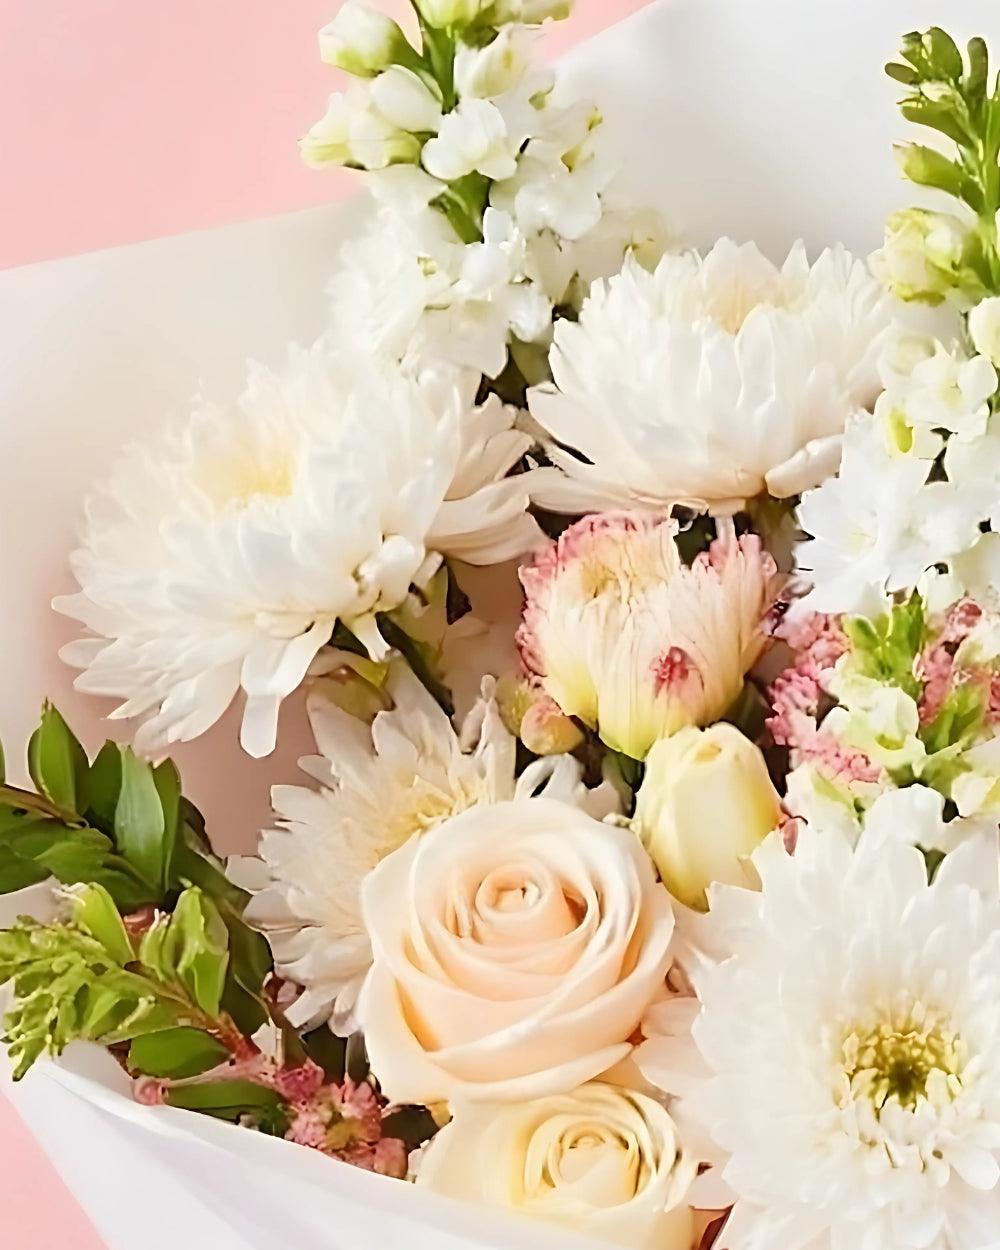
[55,348,542,758]
[517,512,779,760]
[230,663,619,1032]
[639,795,1000,1250]
[528,240,898,516]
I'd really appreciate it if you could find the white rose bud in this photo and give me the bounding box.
[633,724,782,910]
[318,3,413,78]
[969,296,1000,367]
[417,1082,695,1250]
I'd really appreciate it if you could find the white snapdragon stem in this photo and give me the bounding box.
[423,98,518,181]
[319,2,414,78]
[301,70,442,171]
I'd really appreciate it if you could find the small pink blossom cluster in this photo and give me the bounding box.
[917,599,1000,728]
[136,1057,408,1178]
[766,613,879,785]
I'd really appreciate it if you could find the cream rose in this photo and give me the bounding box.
[633,724,782,910]
[359,797,675,1104]
[417,1082,696,1249]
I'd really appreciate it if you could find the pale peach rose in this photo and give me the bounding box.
[417,1082,696,1249]
[359,797,675,1104]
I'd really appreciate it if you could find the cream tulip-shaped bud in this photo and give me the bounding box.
[414,0,488,29]
[969,296,1000,367]
[493,0,573,21]
[633,724,781,910]
[318,3,413,78]
[417,1082,695,1250]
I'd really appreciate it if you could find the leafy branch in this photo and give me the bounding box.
[0,705,275,1038]
[0,884,239,1080]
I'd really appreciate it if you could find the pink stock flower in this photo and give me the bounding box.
[518,512,779,759]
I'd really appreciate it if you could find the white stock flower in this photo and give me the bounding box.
[55,350,542,758]
[318,3,411,78]
[970,296,1000,367]
[640,817,1000,1250]
[301,70,442,170]
[328,205,551,376]
[417,1083,695,1250]
[492,105,614,241]
[422,97,519,182]
[230,664,616,1031]
[902,346,996,443]
[517,513,778,760]
[528,241,897,515]
[454,26,537,100]
[795,413,932,615]
[360,797,675,1104]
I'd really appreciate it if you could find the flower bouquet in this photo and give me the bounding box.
[6,3,1000,1249]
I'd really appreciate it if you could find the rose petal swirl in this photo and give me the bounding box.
[417,1082,696,1250]
[359,797,675,1104]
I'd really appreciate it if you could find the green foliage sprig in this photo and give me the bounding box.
[0,883,235,1080]
[887,28,1000,295]
[0,706,275,1054]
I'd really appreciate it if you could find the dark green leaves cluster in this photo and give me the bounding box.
[0,704,179,906]
[888,28,1000,291]
[0,705,275,1069]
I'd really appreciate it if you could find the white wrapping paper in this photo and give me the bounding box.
[2,0,999,1246]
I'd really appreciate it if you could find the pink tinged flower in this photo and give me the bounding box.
[517,512,779,759]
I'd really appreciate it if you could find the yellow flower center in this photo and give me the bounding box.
[196,437,299,512]
[838,1010,966,1114]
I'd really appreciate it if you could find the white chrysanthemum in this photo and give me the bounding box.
[640,797,1000,1250]
[55,349,541,758]
[230,663,618,1032]
[528,240,898,515]
[518,512,778,760]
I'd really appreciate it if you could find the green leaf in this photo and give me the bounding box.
[164,1079,289,1131]
[128,1028,229,1079]
[84,741,122,834]
[69,882,134,965]
[138,888,229,1017]
[966,36,989,101]
[927,27,964,81]
[920,681,987,754]
[0,851,49,893]
[897,143,966,196]
[844,594,926,700]
[115,749,166,890]
[302,1026,347,1084]
[27,703,88,815]
[152,760,181,888]
[381,1105,440,1148]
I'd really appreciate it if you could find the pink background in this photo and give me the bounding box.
[0,1,650,1245]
